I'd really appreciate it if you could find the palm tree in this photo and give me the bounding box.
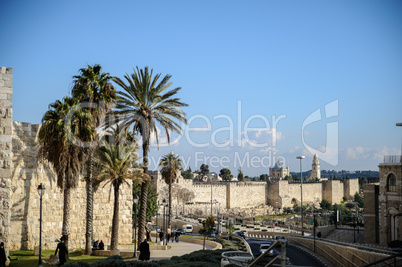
[113,66,188,244]
[72,64,116,254]
[38,96,90,248]
[95,129,143,250]
[159,152,183,229]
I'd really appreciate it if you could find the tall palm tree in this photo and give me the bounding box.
[95,129,143,250]
[159,152,183,229]
[72,64,116,254]
[113,66,188,244]
[38,96,90,248]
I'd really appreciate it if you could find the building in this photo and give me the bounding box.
[310,154,321,180]
[269,161,290,179]
[364,155,402,246]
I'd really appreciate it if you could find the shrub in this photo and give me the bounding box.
[262,229,267,232]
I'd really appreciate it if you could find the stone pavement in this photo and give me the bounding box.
[125,240,213,261]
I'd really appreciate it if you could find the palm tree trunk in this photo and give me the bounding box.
[62,187,71,250]
[168,183,172,230]
[85,148,94,255]
[110,182,120,250]
[137,136,149,247]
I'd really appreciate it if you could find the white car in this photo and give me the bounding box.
[259,243,274,256]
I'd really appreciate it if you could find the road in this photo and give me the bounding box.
[246,238,327,266]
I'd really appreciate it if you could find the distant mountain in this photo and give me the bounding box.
[289,170,379,179]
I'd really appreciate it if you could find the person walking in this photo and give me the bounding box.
[139,239,150,261]
[0,242,6,267]
[159,230,164,242]
[55,237,68,266]
[175,230,180,243]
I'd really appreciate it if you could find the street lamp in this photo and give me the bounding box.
[210,174,214,218]
[133,195,139,258]
[37,183,45,267]
[297,156,305,236]
[162,199,167,245]
[155,200,159,243]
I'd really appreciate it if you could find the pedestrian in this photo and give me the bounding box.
[0,242,6,267]
[159,230,164,242]
[139,239,150,261]
[171,229,175,242]
[98,240,104,250]
[55,237,68,266]
[175,230,180,242]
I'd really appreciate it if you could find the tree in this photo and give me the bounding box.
[133,180,157,222]
[200,164,209,176]
[220,168,232,181]
[72,64,116,254]
[199,217,215,249]
[237,169,244,181]
[181,168,194,180]
[38,96,90,249]
[95,133,143,250]
[354,192,364,208]
[113,66,188,245]
[159,152,183,230]
[260,174,269,181]
[319,199,332,211]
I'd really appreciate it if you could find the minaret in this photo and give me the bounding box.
[311,154,321,179]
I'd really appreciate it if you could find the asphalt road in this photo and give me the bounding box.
[247,238,327,266]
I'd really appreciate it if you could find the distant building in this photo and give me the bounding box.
[364,155,402,246]
[309,154,321,180]
[269,161,289,179]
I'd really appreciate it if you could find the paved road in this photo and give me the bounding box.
[125,240,212,262]
[247,238,329,266]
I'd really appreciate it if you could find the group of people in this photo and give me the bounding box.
[92,240,105,250]
[158,228,181,244]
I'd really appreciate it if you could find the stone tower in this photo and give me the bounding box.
[0,67,12,255]
[310,154,321,179]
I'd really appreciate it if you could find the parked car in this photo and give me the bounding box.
[259,243,274,256]
[234,231,246,238]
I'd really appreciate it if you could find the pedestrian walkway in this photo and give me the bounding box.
[125,240,213,261]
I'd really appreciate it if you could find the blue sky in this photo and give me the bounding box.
[1,0,401,176]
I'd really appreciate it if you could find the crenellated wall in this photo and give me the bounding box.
[2,67,133,251]
[151,169,359,215]
[0,67,12,255]
[10,121,133,250]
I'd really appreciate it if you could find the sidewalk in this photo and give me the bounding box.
[125,240,213,261]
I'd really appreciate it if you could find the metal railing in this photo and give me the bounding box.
[361,252,402,267]
[383,156,402,164]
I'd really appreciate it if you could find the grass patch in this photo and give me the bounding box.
[9,249,108,267]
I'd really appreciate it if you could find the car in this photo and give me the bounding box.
[274,235,288,245]
[174,228,186,234]
[259,243,274,256]
[234,231,246,238]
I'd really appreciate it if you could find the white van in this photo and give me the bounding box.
[182,224,193,233]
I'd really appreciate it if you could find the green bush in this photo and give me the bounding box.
[262,229,267,232]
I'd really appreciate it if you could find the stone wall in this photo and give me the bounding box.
[152,168,360,216]
[10,122,133,251]
[0,67,12,254]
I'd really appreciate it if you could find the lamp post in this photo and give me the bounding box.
[297,156,305,236]
[133,195,139,258]
[37,183,46,267]
[210,174,213,218]
[162,199,166,245]
[313,205,316,252]
[155,200,159,243]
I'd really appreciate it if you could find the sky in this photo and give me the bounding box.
[1,0,402,176]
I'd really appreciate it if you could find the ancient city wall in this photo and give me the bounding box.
[278,181,322,208]
[227,182,266,209]
[0,67,12,254]
[10,122,133,251]
[322,180,344,204]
